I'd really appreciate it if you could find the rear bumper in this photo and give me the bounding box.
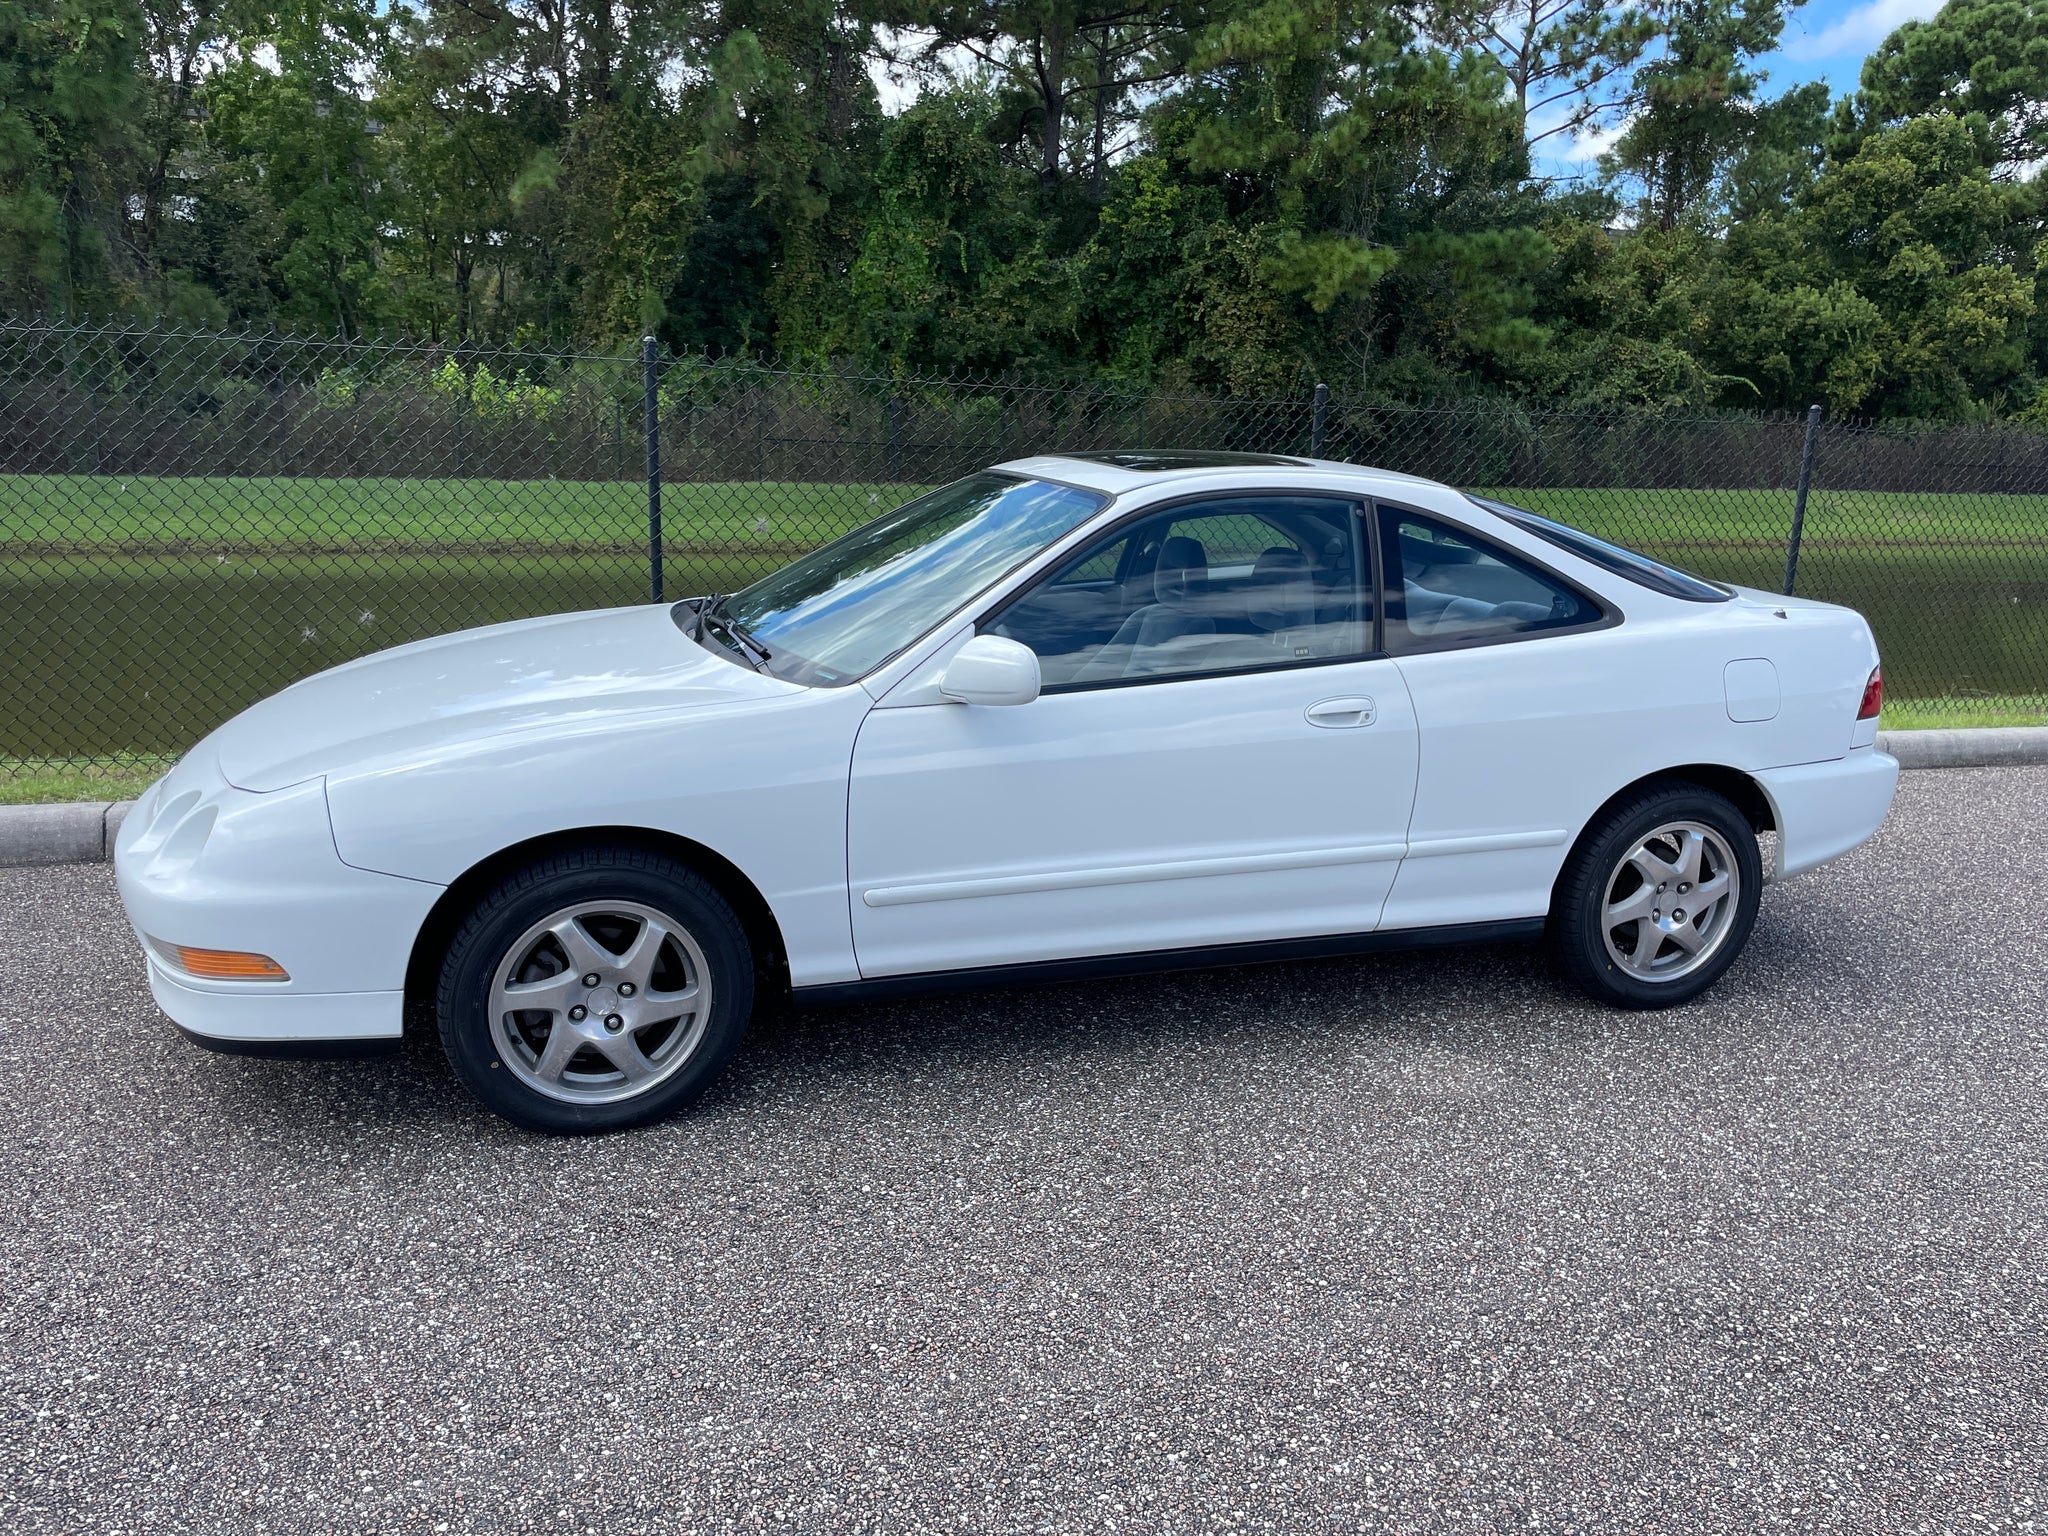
[1756,747,1900,881]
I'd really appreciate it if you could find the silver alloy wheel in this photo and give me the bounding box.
[1600,820,1742,984]
[487,899,713,1105]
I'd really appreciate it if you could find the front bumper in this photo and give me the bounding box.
[1756,746,1901,881]
[116,748,443,1047]
[149,957,403,1055]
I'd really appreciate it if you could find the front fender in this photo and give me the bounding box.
[323,688,875,988]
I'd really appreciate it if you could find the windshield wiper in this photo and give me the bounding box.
[698,596,773,673]
[686,593,726,643]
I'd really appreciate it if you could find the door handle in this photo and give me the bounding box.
[1305,696,1376,729]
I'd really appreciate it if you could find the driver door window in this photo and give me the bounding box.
[987,497,1372,686]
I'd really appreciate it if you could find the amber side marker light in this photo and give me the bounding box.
[154,941,290,981]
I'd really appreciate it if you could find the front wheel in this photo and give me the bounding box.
[435,846,754,1133]
[1550,785,1762,1009]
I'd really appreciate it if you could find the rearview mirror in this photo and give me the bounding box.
[939,635,1040,707]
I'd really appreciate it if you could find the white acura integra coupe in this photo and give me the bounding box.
[117,452,1899,1132]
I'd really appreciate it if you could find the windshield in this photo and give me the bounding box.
[721,473,1110,686]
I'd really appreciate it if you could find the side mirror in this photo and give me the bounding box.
[939,634,1041,707]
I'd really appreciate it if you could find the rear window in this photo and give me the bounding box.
[1469,496,1731,603]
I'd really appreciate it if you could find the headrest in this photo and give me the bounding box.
[1252,546,1309,578]
[1153,535,1209,606]
[1247,546,1316,633]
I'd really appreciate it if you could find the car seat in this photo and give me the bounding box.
[1074,535,1217,680]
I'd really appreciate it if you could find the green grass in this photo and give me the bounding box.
[0,761,172,805]
[7,474,2048,554]
[1873,697,2048,730]
[0,474,906,552]
[1478,485,2048,550]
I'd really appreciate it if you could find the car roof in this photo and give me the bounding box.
[994,451,1451,499]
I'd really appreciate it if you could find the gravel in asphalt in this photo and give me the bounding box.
[3,766,2045,1533]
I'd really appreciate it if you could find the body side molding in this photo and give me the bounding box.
[1401,829,1569,859]
[861,841,1409,909]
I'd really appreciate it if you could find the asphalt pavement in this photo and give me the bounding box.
[3,766,2045,1534]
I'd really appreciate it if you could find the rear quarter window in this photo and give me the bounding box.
[1379,507,1602,653]
[1469,496,1731,603]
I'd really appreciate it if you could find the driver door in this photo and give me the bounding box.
[845,494,1421,978]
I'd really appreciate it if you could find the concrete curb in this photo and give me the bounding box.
[1875,726,2048,770]
[0,801,115,868]
[3,727,2044,869]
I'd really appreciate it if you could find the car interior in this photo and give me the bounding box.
[989,499,1372,685]
[1381,511,1590,646]
[989,498,1592,685]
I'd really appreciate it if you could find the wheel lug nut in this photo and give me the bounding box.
[581,973,602,988]
[617,983,636,997]
[603,1014,624,1033]
[1674,909,1686,922]
[568,1005,587,1021]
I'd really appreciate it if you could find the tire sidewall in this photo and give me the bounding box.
[1561,789,1763,1009]
[439,858,753,1134]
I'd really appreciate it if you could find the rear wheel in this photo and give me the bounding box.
[1550,785,1762,1009]
[436,846,753,1133]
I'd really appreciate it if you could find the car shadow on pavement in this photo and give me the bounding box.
[146,895,1852,1145]
[150,936,1574,1140]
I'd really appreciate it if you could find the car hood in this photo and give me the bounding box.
[212,604,802,791]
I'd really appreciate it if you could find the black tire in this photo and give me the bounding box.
[1549,783,1763,1010]
[435,844,753,1134]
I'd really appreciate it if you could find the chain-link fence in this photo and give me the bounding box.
[3,319,2044,779]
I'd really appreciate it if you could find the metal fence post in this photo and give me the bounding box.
[888,393,905,482]
[1783,403,1823,596]
[453,367,468,479]
[1309,382,1329,458]
[643,336,664,603]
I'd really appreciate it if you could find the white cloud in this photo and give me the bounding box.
[868,27,924,117]
[867,25,989,116]
[868,55,921,116]
[1566,118,1632,163]
[1786,0,1945,60]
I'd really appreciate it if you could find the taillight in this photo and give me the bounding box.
[1857,665,1883,720]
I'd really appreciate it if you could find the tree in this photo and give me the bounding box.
[0,0,143,313]
[1847,0,2048,175]
[1723,77,1828,220]
[1703,113,2035,413]
[847,90,1078,371]
[1171,0,1546,387]
[896,0,1202,191]
[380,0,552,339]
[1417,0,1653,158]
[201,0,393,334]
[1601,0,1801,230]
